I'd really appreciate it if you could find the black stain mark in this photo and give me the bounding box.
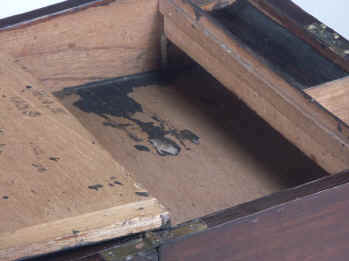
[137,207,145,211]
[134,145,151,152]
[72,230,80,235]
[108,183,115,187]
[26,85,32,89]
[2,196,8,200]
[32,163,48,173]
[49,157,60,162]
[114,181,123,186]
[58,80,200,157]
[0,129,4,135]
[135,192,149,197]
[88,184,103,191]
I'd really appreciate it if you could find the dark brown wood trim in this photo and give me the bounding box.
[247,0,349,73]
[202,170,349,227]
[160,170,349,261]
[0,0,115,31]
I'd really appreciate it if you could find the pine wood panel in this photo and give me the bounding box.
[0,0,162,92]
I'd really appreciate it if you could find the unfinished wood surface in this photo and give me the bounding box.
[57,66,327,226]
[305,77,349,126]
[160,0,349,174]
[0,0,161,92]
[0,55,168,261]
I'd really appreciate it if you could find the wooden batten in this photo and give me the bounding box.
[0,0,162,92]
[160,0,349,174]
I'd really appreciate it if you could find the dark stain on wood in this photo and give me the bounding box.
[88,184,104,191]
[49,157,60,162]
[134,145,151,152]
[32,163,48,173]
[2,196,9,200]
[135,192,149,197]
[56,72,200,157]
[211,1,348,88]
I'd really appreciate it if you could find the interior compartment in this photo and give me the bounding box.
[55,62,328,225]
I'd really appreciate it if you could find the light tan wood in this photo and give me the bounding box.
[58,66,327,226]
[0,55,168,261]
[160,0,349,174]
[0,0,161,92]
[305,77,349,126]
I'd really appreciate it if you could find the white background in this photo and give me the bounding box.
[0,1,348,39]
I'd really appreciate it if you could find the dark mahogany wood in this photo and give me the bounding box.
[160,171,349,261]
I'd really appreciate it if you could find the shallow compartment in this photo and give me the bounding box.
[1,0,346,259]
[55,63,327,225]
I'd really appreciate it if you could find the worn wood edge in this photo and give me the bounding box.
[0,0,115,31]
[246,0,349,73]
[160,0,349,173]
[0,199,169,261]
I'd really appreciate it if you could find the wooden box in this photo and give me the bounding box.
[0,0,348,260]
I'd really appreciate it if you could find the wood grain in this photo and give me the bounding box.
[57,65,327,226]
[160,0,349,174]
[306,77,349,126]
[0,54,168,261]
[0,0,162,92]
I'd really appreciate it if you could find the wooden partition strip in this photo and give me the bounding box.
[160,0,349,174]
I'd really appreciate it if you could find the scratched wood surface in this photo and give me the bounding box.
[0,0,162,92]
[305,77,349,127]
[0,54,168,261]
